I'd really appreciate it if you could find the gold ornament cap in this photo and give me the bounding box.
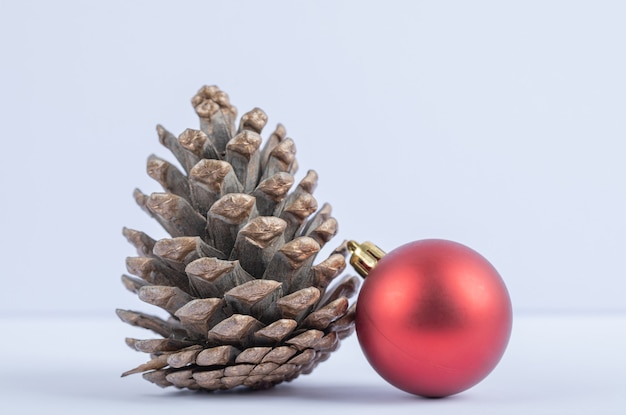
[347,240,386,278]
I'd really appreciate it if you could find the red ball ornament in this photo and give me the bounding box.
[348,239,512,398]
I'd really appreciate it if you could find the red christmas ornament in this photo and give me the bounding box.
[348,239,512,398]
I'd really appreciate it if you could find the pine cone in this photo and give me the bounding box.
[118,85,359,391]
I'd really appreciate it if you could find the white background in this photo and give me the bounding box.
[1,1,625,413]
[2,0,625,315]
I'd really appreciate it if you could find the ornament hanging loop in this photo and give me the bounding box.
[347,240,386,278]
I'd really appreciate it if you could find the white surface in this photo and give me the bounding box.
[1,1,626,314]
[1,313,624,414]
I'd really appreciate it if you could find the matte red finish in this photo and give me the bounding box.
[356,239,512,397]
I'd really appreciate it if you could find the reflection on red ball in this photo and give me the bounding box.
[356,239,512,398]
